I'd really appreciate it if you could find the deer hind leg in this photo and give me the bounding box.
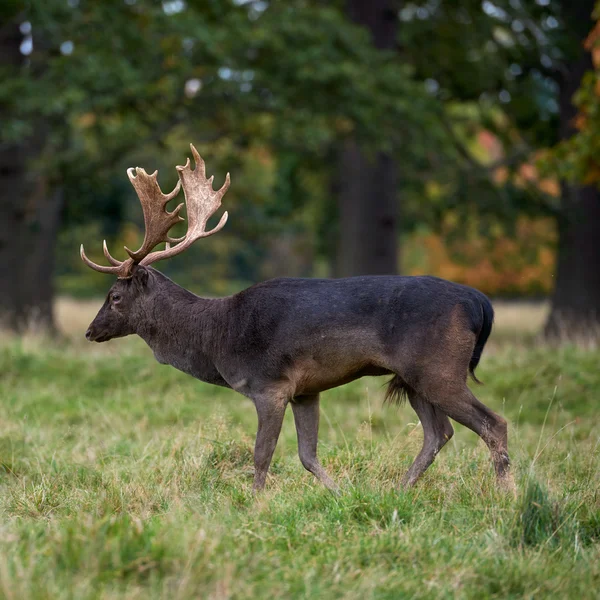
[400,392,454,489]
[291,394,339,493]
[427,383,512,488]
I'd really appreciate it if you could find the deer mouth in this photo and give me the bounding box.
[85,328,110,343]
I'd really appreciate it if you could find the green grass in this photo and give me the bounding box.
[0,333,599,599]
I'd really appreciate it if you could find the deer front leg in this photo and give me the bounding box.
[252,396,287,492]
[291,394,339,493]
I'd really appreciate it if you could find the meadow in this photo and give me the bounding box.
[0,299,598,599]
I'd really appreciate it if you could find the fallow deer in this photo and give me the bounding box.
[82,144,511,492]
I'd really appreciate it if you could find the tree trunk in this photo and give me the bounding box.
[334,0,399,277]
[0,150,63,333]
[545,0,600,340]
[335,141,398,276]
[0,21,61,333]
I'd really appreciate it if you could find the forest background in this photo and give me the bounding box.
[2,0,600,339]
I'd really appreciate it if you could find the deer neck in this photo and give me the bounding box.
[136,281,227,376]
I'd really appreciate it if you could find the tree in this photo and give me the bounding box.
[0,14,62,332]
[544,0,600,339]
[333,0,558,277]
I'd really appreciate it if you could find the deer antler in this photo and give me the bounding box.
[139,144,229,267]
[80,144,230,278]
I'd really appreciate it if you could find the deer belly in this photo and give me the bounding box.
[288,358,391,395]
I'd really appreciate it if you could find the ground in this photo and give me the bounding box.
[0,299,598,599]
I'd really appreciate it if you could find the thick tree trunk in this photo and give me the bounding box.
[335,141,398,276]
[545,0,600,340]
[334,0,399,277]
[0,21,61,333]
[545,183,600,339]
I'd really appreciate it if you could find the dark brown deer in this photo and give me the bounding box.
[82,144,512,493]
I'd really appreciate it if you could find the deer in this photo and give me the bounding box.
[81,144,512,494]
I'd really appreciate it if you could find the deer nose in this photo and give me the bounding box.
[85,328,93,341]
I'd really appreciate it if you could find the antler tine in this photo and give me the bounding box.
[189,143,207,178]
[103,240,123,266]
[81,244,133,277]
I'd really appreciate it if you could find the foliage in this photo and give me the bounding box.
[0,330,599,597]
[405,216,557,297]
[544,2,600,184]
[2,0,579,294]
[2,0,433,194]
[398,0,569,222]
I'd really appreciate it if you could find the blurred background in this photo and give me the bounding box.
[2,0,600,342]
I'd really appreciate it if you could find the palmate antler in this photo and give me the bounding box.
[80,144,230,278]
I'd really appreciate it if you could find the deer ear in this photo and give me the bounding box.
[132,265,150,288]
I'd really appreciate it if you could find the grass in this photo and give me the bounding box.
[0,298,598,599]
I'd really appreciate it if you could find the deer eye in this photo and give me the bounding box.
[111,293,122,303]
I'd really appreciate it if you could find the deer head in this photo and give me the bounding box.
[82,144,230,342]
